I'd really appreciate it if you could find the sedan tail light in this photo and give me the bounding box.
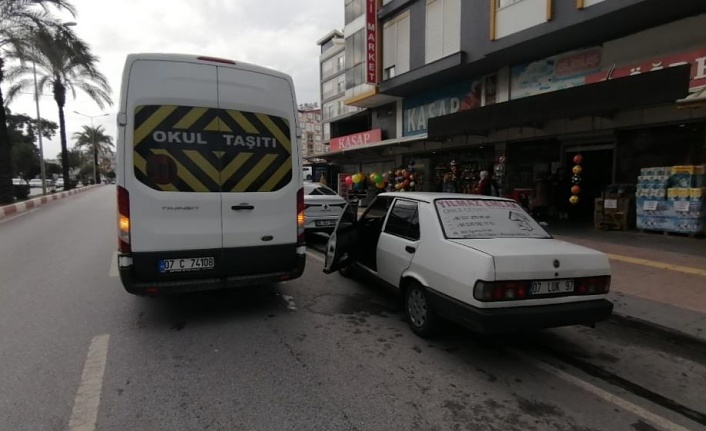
[474,276,611,302]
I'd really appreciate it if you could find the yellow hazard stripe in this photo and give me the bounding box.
[134,152,147,176]
[228,111,260,134]
[259,157,292,192]
[151,149,209,192]
[221,153,252,185]
[173,107,208,130]
[134,106,178,146]
[255,113,291,154]
[135,106,144,115]
[157,183,179,192]
[232,154,278,192]
[205,117,220,131]
[182,150,220,185]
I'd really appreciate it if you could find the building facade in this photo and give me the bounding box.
[297,104,323,159]
[321,0,706,221]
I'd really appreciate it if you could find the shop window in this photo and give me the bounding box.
[383,11,411,80]
[425,0,461,64]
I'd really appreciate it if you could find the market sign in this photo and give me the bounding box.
[402,80,482,136]
[365,0,378,84]
[585,47,706,90]
[329,129,382,152]
[510,47,602,100]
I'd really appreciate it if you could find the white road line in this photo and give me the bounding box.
[306,251,324,263]
[68,334,110,431]
[0,208,39,224]
[282,294,297,311]
[108,252,118,278]
[508,349,691,431]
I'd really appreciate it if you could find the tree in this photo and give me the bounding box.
[72,124,113,182]
[0,0,76,203]
[6,110,58,180]
[5,23,112,191]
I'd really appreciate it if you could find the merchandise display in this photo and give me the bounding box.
[636,165,706,235]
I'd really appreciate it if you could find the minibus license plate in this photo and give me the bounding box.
[159,257,215,273]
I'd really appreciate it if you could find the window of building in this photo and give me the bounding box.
[324,102,335,120]
[337,100,344,116]
[324,123,331,141]
[425,0,461,64]
[345,0,364,25]
[383,11,411,80]
[345,29,365,70]
[497,0,525,8]
[337,54,345,71]
[323,79,336,99]
[336,74,346,94]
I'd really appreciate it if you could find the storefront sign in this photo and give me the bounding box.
[510,47,602,99]
[402,80,482,136]
[365,0,378,84]
[585,48,706,90]
[329,129,382,152]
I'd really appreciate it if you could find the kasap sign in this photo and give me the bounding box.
[402,80,482,136]
[511,47,602,100]
[329,129,382,152]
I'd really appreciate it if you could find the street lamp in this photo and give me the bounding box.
[74,111,109,184]
[32,21,76,194]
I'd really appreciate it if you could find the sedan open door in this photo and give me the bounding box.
[323,201,359,274]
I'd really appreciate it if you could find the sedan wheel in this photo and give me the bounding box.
[405,283,440,338]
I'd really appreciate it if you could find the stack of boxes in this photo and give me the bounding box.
[594,185,635,230]
[636,165,706,234]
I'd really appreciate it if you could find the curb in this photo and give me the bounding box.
[0,185,102,220]
[609,312,706,353]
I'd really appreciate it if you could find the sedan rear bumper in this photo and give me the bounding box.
[428,289,613,334]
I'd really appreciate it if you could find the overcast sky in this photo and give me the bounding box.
[4,0,343,162]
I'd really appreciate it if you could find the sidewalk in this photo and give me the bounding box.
[547,222,706,344]
[0,185,101,220]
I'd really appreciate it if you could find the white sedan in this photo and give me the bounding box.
[303,182,346,233]
[324,192,613,338]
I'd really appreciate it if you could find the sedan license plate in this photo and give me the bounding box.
[315,220,337,227]
[159,257,215,273]
[530,279,574,296]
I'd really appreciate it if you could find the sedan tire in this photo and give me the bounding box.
[405,282,441,338]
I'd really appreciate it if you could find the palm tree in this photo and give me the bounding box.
[72,124,113,183]
[5,24,112,190]
[0,0,76,204]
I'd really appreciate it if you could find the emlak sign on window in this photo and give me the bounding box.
[366,0,378,84]
[329,129,382,153]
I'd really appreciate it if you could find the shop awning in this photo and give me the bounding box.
[428,64,692,139]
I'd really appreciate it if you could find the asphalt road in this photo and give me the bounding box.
[1,186,705,431]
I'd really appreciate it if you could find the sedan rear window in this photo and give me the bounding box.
[435,199,550,239]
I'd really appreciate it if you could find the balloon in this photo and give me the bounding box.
[374,174,383,184]
[573,154,583,165]
[569,195,579,205]
[410,181,416,188]
[404,172,411,180]
[345,176,353,186]
[376,181,385,189]
[403,180,410,188]
[571,175,582,185]
[369,173,377,183]
[353,174,361,183]
[572,165,583,175]
[571,185,581,195]
[400,189,406,192]
[394,183,402,190]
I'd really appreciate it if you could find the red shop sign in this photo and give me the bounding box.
[365,0,378,84]
[330,129,382,152]
[585,47,706,89]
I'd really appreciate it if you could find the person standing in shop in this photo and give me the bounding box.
[437,172,457,193]
[477,171,492,195]
[531,177,550,224]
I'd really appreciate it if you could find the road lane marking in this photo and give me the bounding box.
[68,334,110,431]
[108,252,118,278]
[306,251,325,263]
[0,208,39,224]
[508,348,691,431]
[281,294,297,311]
[607,254,706,278]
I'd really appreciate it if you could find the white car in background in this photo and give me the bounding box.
[55,178,65,189]
[304,182,346,233]
[324,192,613,338]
